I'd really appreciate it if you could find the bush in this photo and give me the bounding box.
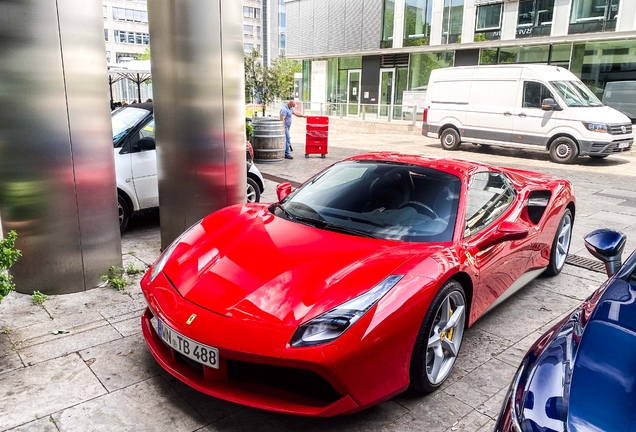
[0,231,21,302]
[246,122,253,142]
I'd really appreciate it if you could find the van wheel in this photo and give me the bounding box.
[549,137,579,164]
[440,129,461,151]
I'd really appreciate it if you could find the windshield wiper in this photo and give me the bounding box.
[322,223,380,239]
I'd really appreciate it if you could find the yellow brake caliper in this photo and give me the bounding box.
[446,307,455,341]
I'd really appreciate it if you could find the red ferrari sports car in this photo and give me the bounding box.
[140,152,575,417]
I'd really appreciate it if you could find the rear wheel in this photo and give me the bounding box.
[440,128,461,151]
[549,137,579,164]
[118,193,130,233]
[410,280,466,393]
[544,209,573,277]
[246,178,260,203]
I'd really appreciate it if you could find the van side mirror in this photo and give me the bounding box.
[276,182,292,202]
[136,137,156,151]
[541,98,560,111]
[584,229,627,277]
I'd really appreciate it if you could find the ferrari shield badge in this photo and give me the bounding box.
[465,252,475,266]
[186,314,197,325]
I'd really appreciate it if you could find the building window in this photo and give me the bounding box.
[569,0,619,34]
[114,30,150,45]
[106,51,111,64]
[244,43,254,53]
[381,0,395,48]
[404,0,432,46]
[441,0,464,44]
[257,44,261,51]
[244,7,254,18]
[255,8,261,19]
[112,7,148,23]
[409,52,454,90]
[517,0,555,38]
[280,33,286,49]
[475,3,502,41]
[256,26,261,38]
[103,5,107,18]
[104,29,109,41]
[244,25,254,36]
[279,12,286,27]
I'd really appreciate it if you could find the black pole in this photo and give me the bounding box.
[109,75,114,104]
[137,73,142,102]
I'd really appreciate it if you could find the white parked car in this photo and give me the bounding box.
[422,64,633,163]
[112,103,265,232]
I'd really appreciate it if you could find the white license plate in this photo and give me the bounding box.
[619,141,631,149]
[158,319,219,369]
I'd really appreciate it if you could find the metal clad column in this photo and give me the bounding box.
[147,0,246,249]
[0,0,121,294]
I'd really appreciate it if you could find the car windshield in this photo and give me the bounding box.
[550,81,603,107]
[111,107,151,145]
[273,161,461,243]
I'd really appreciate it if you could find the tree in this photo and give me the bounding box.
[244,49,301,116]
[138,46,151,61]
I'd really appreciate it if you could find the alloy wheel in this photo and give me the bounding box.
[555,213,572,270]
[246,183,257,202]
[426,291,466,385]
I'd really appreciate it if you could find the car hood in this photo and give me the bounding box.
[567,278,636,432]
[162,204,430,326]
[569,105,632,124]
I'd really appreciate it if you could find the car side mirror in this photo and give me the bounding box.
[137,137,156,151]
[541,98,560,111]
[584,229,627,277]
[276,182,292,202]
[477,221,529,251]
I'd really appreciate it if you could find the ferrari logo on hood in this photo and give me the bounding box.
[186,314,197,325]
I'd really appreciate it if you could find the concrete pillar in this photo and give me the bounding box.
[501,1,520,40]
[617,0,636,31]
[461,0,476,44]
[393,0,406,48]
[0,0,122,294]
[551,0,572,37]
[430,0,445,45]
[147,0,246,249]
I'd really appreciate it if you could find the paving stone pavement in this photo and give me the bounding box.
[0,122,634,431]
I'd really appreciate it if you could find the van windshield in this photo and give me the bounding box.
[550,81,603,108]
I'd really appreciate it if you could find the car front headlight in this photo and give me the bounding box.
[582,122,609,133]
[290,275,404,347]
[149,222,200,282]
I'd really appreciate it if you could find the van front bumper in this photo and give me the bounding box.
[579,138,633,155]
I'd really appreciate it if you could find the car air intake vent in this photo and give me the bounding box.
[609,124,632,135]
[527,191,551,224]
[381,53,409,68]
[227,360,341,404]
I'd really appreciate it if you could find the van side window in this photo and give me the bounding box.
[523,82,555,109]
[464,172,515,238]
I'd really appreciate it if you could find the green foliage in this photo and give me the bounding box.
[138,46,151,61]
[102,266,127,291]
[246,122,253,142]
[0,230,21,302]
[31,291,48,306]
[473,33,487,42]
[244,48,301,115]
[125,261,146,275]
[403,37,430,47]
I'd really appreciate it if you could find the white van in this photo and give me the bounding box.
[422,65,633,164]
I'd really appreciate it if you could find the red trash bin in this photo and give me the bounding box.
[305,116,329,158]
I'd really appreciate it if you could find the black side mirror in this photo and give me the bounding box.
[584,229,627,277]
[137,136,156,151]
[541,98,560,111]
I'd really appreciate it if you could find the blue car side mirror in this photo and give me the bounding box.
[584,229,627,277]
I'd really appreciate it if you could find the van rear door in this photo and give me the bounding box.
[512,81,558,147]
[464,68,521,144]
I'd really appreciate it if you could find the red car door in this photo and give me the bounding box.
[459,171,537,323]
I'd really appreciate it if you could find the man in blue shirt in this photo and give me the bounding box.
[279,100,306,160]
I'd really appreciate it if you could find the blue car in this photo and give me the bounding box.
[496,229,636,432]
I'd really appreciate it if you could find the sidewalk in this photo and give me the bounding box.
[1,131,635,431]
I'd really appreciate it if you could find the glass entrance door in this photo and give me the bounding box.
[347,70,361,116]
[379,68,395,117]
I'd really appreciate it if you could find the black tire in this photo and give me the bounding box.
[246,177,261,203]
[321,154,326,158]
[589,154,609,160]
[305,154,309,158]
[549,137,579,164]
[410,279,466,393]
[440,128,461,151]
[544,209,573,277]
[118,193,131,233]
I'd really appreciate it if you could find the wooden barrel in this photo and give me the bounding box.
[252,118,285,162]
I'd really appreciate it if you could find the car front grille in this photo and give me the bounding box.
[227,360,342,403]
[609,123,632,135]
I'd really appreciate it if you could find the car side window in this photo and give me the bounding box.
[138,119,155,140]
[523,82,555,109]
[464,172,515,237]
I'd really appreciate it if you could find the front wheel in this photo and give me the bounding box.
[246,178,260,203]
[549,137,579,164]
[544,209,573,277]
[440,128,461,151]
[410,280,466,393]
